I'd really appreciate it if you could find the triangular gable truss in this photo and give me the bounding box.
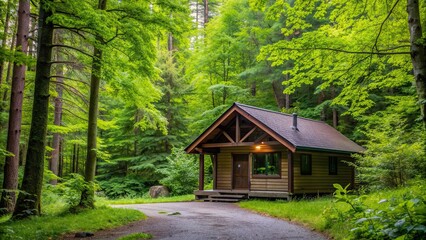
[185,104,296,153]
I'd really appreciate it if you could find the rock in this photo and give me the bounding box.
[149,185,170,198]
[74,232,94,238]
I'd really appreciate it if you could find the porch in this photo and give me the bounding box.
[194,189,291,202]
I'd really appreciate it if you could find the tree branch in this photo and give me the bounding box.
[49,75,90,86]
[277,46,410,55]
[372,0,401,52]
[51,44,94,58]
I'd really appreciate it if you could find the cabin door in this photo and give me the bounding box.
[233,154,249,189]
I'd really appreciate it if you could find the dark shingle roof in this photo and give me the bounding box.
[235,103,364,153]
[185,103,364,154]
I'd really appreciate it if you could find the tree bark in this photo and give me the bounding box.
[13,0,54,219]
[79,0,107,209]
[0,0,12,87]
[272,80,286,109]
[407,0,426,128]
[0,0,30,216]
[49,40,64,185]
[203,0,209,26]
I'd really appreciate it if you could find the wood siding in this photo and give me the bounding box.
[293,152,353,194]
[216,145,288,192]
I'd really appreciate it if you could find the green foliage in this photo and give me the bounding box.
[99,175,147,199]
[327,183,426,239]
[354,98,426,189]
[0,206,145,240]
[99,194,194,205]
[158,148,198,195]
[117,232,152,240]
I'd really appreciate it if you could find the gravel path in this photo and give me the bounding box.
[79,202,327,240]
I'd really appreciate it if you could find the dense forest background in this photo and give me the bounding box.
[0,0,425,218]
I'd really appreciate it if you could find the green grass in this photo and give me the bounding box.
[239,182,425,239]
[117,232,152,240]
[0,206,146,240]
[100,194,194,205]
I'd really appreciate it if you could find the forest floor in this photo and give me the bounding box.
[62,202,326,240]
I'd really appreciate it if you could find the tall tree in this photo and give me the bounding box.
[407,0,426,128]
[49,33,64,185]
[13,0,54,219]
[0,0,30,216]
[79,0,107,209]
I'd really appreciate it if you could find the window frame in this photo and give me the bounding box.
[329,156,338,175]
[300,154,312,175]
[251,152,281,179]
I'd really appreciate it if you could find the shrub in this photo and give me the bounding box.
[158,148,198,195]
[99,175,147,199]
[326,183,426,239]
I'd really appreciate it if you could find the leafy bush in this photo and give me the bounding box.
[354,107,426,189]
[325,183,426,239]
[158,148,198,195]
[99,175,147,199]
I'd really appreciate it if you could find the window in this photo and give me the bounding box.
[252,152,281,177]
[329,156,338,175]
[300,154,312,175]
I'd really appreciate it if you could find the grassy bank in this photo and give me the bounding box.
[100,194,194,205]
[0,206,145,240]
[239,183,425,239]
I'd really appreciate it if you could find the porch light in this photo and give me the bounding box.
[255,145,261,150]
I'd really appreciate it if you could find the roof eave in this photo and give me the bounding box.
[295,146,363,155]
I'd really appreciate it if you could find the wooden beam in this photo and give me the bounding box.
[254,133,268,143]
[288,151,294,194]
[222,131,235,143]
[199,153,205,190]
[212,154,217,190]
[240,127,257,142]
[201,141,281,148]
[234,108,296,152]
[236,115,240,142]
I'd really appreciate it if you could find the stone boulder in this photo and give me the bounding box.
[149,185,170,198]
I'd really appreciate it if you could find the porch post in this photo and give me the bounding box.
[288,151,294,194]
[212,154,217,190]
[199,153,205,190]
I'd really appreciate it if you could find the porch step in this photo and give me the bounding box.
[204,193,247,202]
[204,198,240,203]
[210,194,246,199]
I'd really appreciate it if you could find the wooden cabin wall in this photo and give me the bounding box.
[293,152,353,194]
[216,145,288,191]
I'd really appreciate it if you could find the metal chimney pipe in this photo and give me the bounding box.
[292,113,298,130]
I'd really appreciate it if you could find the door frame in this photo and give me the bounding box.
[232,153,250,190]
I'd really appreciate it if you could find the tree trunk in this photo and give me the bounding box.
[79,0,107,209]
[0,0,30,216]
[203,0,209,26]
[49,36,64,185]
[272,80,286,109]
[13,0,54,219]
[407,0,426,128]
[0,0,12,87]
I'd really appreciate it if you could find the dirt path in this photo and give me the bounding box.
[69,202,327,240]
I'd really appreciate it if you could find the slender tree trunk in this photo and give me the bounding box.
[1,24,17,115]
[72,143,76,173]
[0,0,12,87]
[0,0,30,216]
[79,0,107,209]
[58,140,63,177]
[49,37,64,185]
[272,80,286,109]
[407,0,426,129]
[203,0,209,26]
[76,145,79,173]
[13,0,54,219]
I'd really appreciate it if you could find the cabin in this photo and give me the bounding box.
[185,103,364,201]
